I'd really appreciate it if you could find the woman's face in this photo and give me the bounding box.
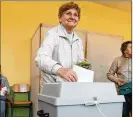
[124,43,132,56]
[59,8,79,29]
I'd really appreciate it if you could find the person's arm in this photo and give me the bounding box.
[107,59,119,83]
[35,33,62,75]
[107,58,125,86]
[4,77,10,94]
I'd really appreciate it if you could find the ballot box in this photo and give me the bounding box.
[38,82,125,117]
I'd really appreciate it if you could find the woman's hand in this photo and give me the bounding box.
[117,78,125,86]
[57,68,78,82]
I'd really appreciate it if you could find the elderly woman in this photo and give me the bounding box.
[107,41,132,117]
[35,2,84,92]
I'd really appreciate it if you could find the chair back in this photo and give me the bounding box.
[12,84,30,92]
[11,84,31,101]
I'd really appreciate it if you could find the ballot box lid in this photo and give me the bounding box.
[38,82,125,106]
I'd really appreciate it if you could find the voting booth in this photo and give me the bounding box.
[38,82,125,117]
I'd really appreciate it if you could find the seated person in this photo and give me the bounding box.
[0,65,10,117]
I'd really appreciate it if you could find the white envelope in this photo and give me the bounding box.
[73,65,94,82]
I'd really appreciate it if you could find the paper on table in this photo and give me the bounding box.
[73,65,94,82]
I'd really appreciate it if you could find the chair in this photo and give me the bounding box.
[10,83,32,117]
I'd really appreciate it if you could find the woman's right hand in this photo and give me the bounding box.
[117,78,125,86]
[57,68,78,82]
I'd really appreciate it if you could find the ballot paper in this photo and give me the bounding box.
[73,65,94,82]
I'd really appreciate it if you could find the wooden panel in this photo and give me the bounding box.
[41,24,54,42]
[75,29,88,58]
[30,24,41,117]
[87,32,123,82]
